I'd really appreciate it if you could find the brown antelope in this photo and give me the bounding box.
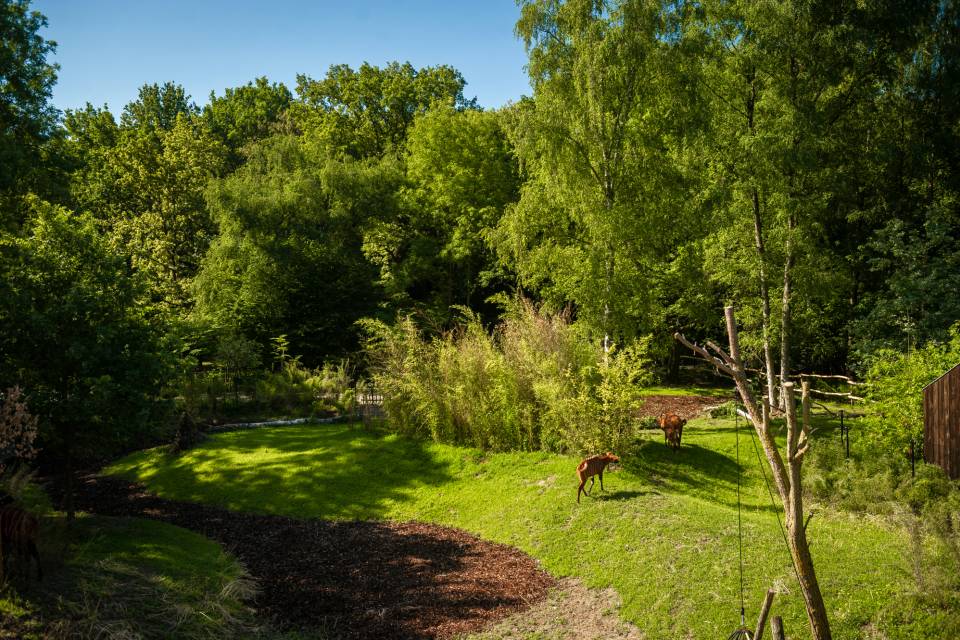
[658,413,686,451]
[0,505,41,581]
[576,452,620,503]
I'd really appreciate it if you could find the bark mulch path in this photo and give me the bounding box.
[637,394,731,421]
[63,475,556,640]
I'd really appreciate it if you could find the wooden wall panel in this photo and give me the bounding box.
[925,364,960,479]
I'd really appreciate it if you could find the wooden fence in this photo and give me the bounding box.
[924,363,960,479]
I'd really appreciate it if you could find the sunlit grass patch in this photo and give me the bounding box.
[638,385,730,397]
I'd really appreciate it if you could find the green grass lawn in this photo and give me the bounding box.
[0,514,259,639]
[104,415,927,640]
[639,384,731,397]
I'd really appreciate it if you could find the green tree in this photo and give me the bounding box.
[120,81,197,130]
[193,135,386,362]
[363,105,519,323]
[110,113,228,307]
[864,328,960,452]
[62,103,123,218]
[0,199,172,517]
[294,61,472,159]
[682,3,935,637]
[204,77,292,168]
[0,0,59,224]
[499,0,689,353]
[688,0,934,399]
[847,3,960,354]
[64,94,227,309]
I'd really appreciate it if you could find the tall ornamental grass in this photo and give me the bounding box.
[362,300,653,453]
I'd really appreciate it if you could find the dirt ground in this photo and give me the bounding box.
[637,394,731,421]
[461,577,645,640]
[63,475,556,639]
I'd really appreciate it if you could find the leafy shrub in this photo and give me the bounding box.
[805,443,960,617]
[250,359,354,415]
[861,325,960,450]
[637,416,659,431]
[362,299,654,453]
[255,360,315,411]
[709,401,737,419]
[308,360,355,414]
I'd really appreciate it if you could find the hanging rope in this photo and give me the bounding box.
[736,406,745,618]
[746,411,804,589]
[728,399,754,640]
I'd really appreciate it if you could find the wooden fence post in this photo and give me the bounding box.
[771,616,785,640]
[755,589,775,640]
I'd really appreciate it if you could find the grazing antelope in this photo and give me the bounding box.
[658,413,686,451]
[576,452,620,503]
[0,505,41,581]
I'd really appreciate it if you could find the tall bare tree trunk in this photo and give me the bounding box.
[602,177,615,363]
[675,308,832,640]
[746,68,778,407]
[779,212,795,408]
[64,443,75,522]
[783,382,830,639]
[753,188,778,408]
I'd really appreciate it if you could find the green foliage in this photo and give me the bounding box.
[500,0,690,343]
[862,327,960,450]
[805,438,960,631]
[120,81,197,130]
[270,334,292,370]
[65,91,228,309]
[363,300,652,453]
[0,0,58,215]
[254,362,318,413]
[204,77,292,168]
[848,3,960,353]
[363,105,518,323]
[252,358,355,415]
[294,61,471,159]
[0,199,173,463]
[215,333,262,382]
[193,134,384,362]
[685,0,937,373]
[805,441,909,515]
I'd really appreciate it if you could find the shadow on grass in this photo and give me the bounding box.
[0,514,256,640]
[625,439,740,486]
[109,423,453,520]
[622,436,782,514]
[589,489,660,501]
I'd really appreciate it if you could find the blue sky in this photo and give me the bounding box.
[33,1,532,114]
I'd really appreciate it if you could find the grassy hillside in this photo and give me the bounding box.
[107,417,919,639]
[0,514,258,639]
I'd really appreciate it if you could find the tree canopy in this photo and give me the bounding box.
[1,0,959,467]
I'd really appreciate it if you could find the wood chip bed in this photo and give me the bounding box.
[637,394,731,421]
[66,475,556,639]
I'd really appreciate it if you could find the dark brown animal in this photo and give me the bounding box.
[0,505,41,581]
[576,452,620,503]
[658,413,686,451]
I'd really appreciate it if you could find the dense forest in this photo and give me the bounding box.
[1,0,959,466]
